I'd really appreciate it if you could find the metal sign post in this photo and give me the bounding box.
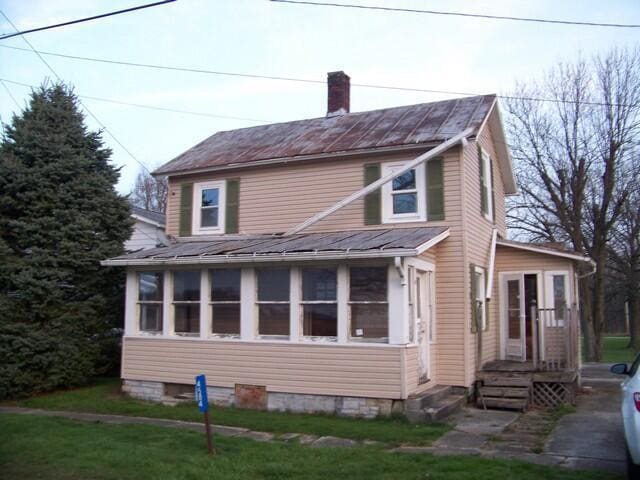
[195,374,214,454]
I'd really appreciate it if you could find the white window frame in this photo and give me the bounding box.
[300,266,338,342]
[475,266,487,331]
[209,268,241,338]
[192,180,226,235]
[544,271,570,327]
[255,267,291,339]
[480,147,493,222]
[381,162,426,223]
[136,271,164,335]
[171,270,201,337]
[348,265,389,343]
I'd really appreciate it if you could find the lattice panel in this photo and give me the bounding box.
[532,382,574,408]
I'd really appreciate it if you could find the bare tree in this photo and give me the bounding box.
[130,168,168,213]
[505,46,640,361]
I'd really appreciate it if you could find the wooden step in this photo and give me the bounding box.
[480,375,532,388]
[405,385,452,411]
[480,386,529,399]
[478,397,528,411]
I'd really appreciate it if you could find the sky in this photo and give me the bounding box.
[0,0,638,194]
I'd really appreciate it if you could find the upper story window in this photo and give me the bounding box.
[193,181,226,235]
[382,163,426,223]
[138,271,163,333]
[479,148,494,222]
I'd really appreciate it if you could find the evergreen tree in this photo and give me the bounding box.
[0,82,133,398]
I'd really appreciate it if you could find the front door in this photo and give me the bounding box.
[414,270,432,384]
[504,274,526,361]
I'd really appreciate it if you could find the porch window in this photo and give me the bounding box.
[551,274,568,326]
[301,267,337,338]
[257,268,290,337]
[474,266,487,331]
[349,266,388,340]
[210,268,241,335]
[173,271,200,335]
[382,163,426,223]
[193,181,225,234]
[138,271,163,332]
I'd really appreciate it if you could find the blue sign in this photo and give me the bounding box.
[195,374,209,413]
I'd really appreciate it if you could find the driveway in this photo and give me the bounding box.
[544,363,626,473]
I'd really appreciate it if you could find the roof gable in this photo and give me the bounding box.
[155,94,496,176]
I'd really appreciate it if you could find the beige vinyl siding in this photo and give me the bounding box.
[459,113,510,384]
[165,151,460,236]
[122,337,405,399]
[494,245,577,362]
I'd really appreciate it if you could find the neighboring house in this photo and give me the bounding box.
[125,207,168,252]
[103,72,591,418]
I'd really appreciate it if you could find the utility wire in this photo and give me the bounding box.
[0,79,21,110]
[0,77,272,123]
[0,0,176,40]
[0,10,152,174]
[270,0,640,28]
[1,44,634,108]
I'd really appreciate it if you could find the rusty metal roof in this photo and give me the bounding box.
[103,226,449,265]
[155,95,496,176]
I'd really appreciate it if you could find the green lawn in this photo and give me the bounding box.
[4,378,448,446]
[600,336,637,364]
[0,414,621,480]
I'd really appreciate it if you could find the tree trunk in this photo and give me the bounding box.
[630,296,640,352]
[579,276,596,361]
[591,254,608,362]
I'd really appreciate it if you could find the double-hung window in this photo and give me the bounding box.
[349,266,388,341]
[173,271,201,335]
[138,271,163,333]
[193,181,225,234]
[382,163,426,223]
[479,148,493,221]
[301,267,337,338]
[474,266,487,331]
[257,268,290,337]
[210,268,241,336]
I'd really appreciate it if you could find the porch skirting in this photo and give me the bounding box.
[122,379,402,418]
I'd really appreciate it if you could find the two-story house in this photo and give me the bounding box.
[103,72,590,418]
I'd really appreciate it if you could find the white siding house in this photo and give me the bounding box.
[125,207,168,252]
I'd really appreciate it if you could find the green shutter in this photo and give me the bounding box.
[478,144,487,215]
[225,178,240,234]
[363,163,381,225]
[179,183,193,236]
[470,263,478,333]
[426,157,445,221]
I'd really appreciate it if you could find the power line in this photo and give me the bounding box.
[0,79,21,110]
[1,43,634,108]
[0,0,176,40]
[0,10,152,174]
[270,0,640,28]
[0,77,272,123]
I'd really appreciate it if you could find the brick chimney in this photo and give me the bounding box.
[327,71,350,117]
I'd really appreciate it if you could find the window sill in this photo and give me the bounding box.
[302,336,338,343]
[173,332,200,337]
[348,337,389,344]
[210,333,241,340]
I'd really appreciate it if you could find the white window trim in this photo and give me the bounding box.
[192,180,226,235]
[381,162,426,224]
[480,148,493,222]
[209,268,242,339]
[255,268,291,340]
[171,270,202,337]
[136,271,164,335]
[475,266,487,331]
[544,271,570,327]
[299,266,339,342]
[347,265,390,343]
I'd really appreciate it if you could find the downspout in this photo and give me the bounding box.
[394,257,406,286]
[485,228,498,301]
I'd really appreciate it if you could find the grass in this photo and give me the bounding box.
[0,414,622,480]
[4,378,448,446]
[600,336,637,364]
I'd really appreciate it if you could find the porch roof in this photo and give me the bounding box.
[496,238,593,264]
[102,226,449,266]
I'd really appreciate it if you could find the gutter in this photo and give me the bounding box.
[101,247,420,267]
[485,228,498,301]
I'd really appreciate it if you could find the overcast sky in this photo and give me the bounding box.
[1,0,638,194]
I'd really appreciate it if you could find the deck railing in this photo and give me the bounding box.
[531,306,579,372]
